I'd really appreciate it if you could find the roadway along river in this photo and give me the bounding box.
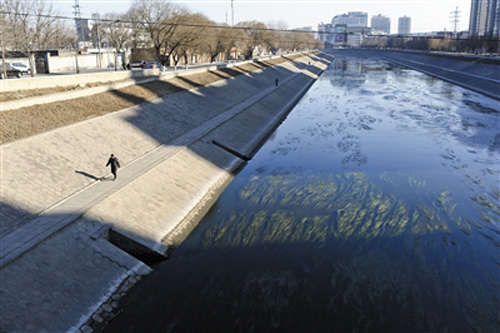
[105,53,500,332]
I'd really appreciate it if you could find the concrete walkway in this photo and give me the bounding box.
[0,52,332,332]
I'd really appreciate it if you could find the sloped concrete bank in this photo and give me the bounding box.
[0,52,331,332]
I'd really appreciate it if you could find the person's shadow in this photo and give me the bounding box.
[75,170,103,181]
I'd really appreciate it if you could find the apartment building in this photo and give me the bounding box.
[398,16,411,35]
[371,14,391,34]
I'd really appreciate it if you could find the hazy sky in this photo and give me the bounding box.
[57,0,471,34]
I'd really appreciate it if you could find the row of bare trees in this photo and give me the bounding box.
[362,35,500,54]
[1,0,76,76]
[122,0,321,66]
[0,0,322,72]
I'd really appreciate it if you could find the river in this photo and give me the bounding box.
[105,53,500,332]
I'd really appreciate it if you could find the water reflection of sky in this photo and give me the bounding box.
[107,56,500,333]
[256,58,498,193]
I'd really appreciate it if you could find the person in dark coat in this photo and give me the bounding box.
[275,77,279,86]
[106,154,120,180]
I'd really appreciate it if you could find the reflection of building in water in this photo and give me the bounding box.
[319,12,370,48]
[329,59,366,88]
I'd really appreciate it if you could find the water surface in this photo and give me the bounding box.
[107,55,500,332]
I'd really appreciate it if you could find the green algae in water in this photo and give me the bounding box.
[195,171,500,331]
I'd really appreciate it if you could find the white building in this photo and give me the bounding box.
[398,16,411,35]
[371,14,391,34]
[332,12,368,28]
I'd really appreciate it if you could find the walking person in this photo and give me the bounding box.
[106,154,120,180]
[275,77,279,86]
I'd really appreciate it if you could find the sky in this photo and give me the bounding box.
[57,0,472,34]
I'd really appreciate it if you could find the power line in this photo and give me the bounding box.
[1,10,498,43]
[0,10,318,35]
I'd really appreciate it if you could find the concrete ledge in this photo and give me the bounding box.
[0,69,157,93]
[0,52,305,94]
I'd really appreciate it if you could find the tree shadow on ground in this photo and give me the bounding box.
[110,53,327,150]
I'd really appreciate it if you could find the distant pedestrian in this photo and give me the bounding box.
[275,77,279,86]
[106,154,120,180]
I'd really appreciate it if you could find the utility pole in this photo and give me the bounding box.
[231,0,234,26]
[450,6,461,38]
[73,0,83,42]
[73,0,82,73]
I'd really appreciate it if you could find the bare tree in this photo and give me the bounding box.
[0,1,9,77]
[1,0,60,76]
[204,22,227,63]
[237,21,277,58]
[103,13,132,68]
[128,0,189,66]
[220,25,247,60]
[268,20,288,52]
[169,12,209,65]
[47,20,76,49]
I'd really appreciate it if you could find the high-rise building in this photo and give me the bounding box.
[469,0,499,37]
[398,16,411,35]
[371,14,391,34]
[332,12,368,27]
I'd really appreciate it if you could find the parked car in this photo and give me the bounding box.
[129,60,146,69]
[0,63,23,79]
[7,62,30,75]
[144,60,162,69]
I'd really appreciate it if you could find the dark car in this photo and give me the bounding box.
[144,60,162,69]
[0,63,22,79]
[130,60,146,69]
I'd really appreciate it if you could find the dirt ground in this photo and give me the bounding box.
[1,54,308,144]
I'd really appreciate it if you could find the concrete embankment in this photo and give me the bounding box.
[327,48,500,100]
[0,52,331,332]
